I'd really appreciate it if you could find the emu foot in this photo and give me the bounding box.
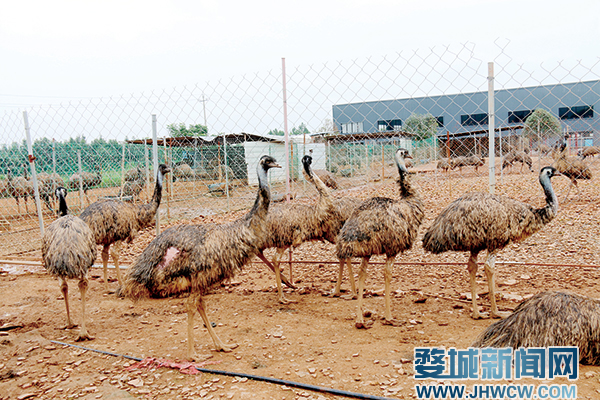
[381,318,404,327]
[76,332,94,342]
[278,296,298,305]
[63,323,78,330]
[491,311,511,319]
[355,320,374,329]
[341,292,357,300]
[215,342,239,352]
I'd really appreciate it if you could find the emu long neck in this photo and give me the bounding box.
[303,161,333,210]
[395,156,416,199]
[248,164,271,226]
[57,192,68,217]
[136,170,164,224]
[537,173,558,223]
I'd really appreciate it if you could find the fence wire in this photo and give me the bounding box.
[0,41,599,258]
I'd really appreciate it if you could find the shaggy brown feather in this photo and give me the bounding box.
[337,149,424,328]
[121,156,280,358]
[472,291,600,365]
[80,164,170,292]
[42,187,97,341]
[422,166,560,319]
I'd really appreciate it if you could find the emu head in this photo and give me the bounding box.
[259,155,281,171]
[301,155,312,176]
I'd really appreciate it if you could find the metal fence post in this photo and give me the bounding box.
[488,62,496,194]
[282,57,291,202]
[23,111,45,236]
[152,115,159,235]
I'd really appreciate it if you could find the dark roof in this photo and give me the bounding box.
[312,130,414,143]
[126,132,285,147]
[437,125,524,139]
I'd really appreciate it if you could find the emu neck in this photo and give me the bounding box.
[538,174,558,221]
[303,162,333,210]
[57,194,68,217]
[248,166,271,226]
[137,171,164,224]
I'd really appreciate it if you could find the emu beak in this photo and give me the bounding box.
[271,162,282,169]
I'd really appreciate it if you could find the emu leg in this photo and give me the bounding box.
[193,295,238,354]
[382,255,397,323]
[60,277,76,329]
[76,276,93,341]
[332,259,356,299]
[110,241,124,288]
[484,250,508,319]
[101,245,111,293]
[272,248,296,304]
[355,257,373,329]
[467,252,483,319]
[257,251,295,288]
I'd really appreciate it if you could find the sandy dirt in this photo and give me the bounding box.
[1,163,600,399]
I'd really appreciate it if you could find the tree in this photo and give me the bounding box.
[523,109,561,141]
[290,123,310,136]
[316,118,338,134]
[267,128,285,136]
[167,123,208,137]
[404,113,439,140]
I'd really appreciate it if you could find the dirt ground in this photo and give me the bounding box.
[1,161,600,399]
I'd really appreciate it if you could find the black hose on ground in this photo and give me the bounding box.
[50,340,399,400]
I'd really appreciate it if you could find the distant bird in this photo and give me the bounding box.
[502,151,532,173]
[552,142,592,201]
[472,291,600,365]
[436,158,451,173]
[120,156,280,359]
[68,163,103,205]
[451,155,484,173]
[80,164,170,293]
[7,164,33,214]
[337,149,424,328]
[41,187,97,341]
[579,146,600,160]
[423,166,561,319]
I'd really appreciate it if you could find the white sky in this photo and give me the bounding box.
[1,0,598,110]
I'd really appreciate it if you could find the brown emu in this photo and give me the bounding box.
[472,291,600,365]
[80,164,170,292]
[579,146,600,160]
[68,164,103,205]
[552,142,592,201]
[120,156,280,359]
[38,172,66,213]
[502,150,533,173]
[337,149,424,328]
[42,187,97,341]
[422,166,561,319]
[257,155,335,303]
[7,164,33,214]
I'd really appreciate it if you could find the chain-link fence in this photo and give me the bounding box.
[1,41,599,257]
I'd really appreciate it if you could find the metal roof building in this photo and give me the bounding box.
[332,80,600,149]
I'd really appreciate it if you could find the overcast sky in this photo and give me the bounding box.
[1,0,598,111]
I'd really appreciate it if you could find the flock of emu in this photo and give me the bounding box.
[38,140,600,364]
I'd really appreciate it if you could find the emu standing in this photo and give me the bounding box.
[422,166,561,319]
[552,142,592,201]
[258,155,335,304]
[120,156,280,359]
[337,149,424,328]
[472,291,600,365]
[68,164,103,205]
[42,187,97,341]
[80,164,170,292]
[7,164,33,214]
